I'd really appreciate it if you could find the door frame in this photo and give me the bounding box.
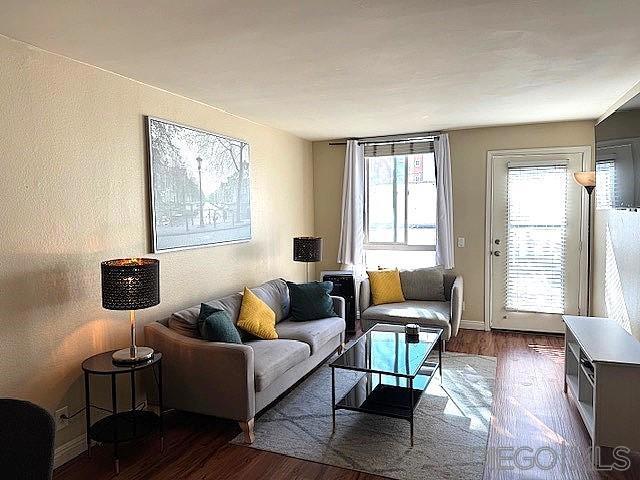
[484,146,592,332]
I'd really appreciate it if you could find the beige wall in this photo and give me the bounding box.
[448,121,595,324]
[312,141,345,275]
[0,36,313,448]
[313,121,596,325]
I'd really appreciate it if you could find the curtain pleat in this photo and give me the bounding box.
[337,140,366,275]
[434,133,455,269]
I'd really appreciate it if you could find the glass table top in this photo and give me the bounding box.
[330,324,443,378]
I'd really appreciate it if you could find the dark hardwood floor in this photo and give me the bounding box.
[54,329,639,480]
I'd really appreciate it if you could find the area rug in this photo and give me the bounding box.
[231,351,496,480]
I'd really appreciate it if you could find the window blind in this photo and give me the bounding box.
[505,164,567,314]
[364,141,434,157]
[596,160,615,210]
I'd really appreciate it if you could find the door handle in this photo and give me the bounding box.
[492,250,501,257]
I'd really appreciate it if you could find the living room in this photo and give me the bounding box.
[2,2,640,479]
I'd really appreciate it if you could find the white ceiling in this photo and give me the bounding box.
[3,0,640,140]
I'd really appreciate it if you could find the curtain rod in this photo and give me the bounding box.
[328,130,441,146]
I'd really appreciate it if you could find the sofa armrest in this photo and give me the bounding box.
[359,278,371,313]
[331,296,346,320]
[145,322,255,421]
[450,276,463,337]
[331,296,346,345]
[443,271,456,301]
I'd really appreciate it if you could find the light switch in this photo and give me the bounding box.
[457,237,466,248]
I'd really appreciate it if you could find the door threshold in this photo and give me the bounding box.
[490,328,565,337]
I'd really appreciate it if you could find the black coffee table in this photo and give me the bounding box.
[330,323,443,446]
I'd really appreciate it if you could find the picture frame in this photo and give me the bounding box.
[146,116,251,252]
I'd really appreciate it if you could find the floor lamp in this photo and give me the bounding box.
[573,171,596,316]
[293,237,322,282]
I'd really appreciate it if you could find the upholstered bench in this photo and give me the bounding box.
[359,270,463,341]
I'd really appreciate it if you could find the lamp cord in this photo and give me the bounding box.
[61,401,149,422]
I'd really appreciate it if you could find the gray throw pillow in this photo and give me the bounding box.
[251,278,290,323]
[400,267,445,301]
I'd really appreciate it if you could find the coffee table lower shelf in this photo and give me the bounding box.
[336,380,423,420]
[332,361,440,446]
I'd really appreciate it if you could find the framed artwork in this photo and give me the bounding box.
[147,116,251,252]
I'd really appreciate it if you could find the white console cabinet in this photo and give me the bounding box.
[563,316,640,461]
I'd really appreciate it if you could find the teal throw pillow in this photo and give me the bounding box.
[197,303,242,344]
[286,281,336,321]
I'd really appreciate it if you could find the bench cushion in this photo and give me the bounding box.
[361,300,451,329]
[276,317,345,354]
[247,339,310,391]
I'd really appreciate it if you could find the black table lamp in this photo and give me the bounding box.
[293,237,322,282]
[101,258,160,364]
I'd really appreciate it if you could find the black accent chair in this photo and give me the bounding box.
[0,399,56,480]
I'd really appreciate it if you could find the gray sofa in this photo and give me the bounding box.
[359,271,463,341]
[145,278,345,443]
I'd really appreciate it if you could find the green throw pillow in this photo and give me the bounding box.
[197,303,242,343]
[286,281,336,321]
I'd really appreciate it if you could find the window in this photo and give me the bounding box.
[364,141,437,269]
[505,164,567,314]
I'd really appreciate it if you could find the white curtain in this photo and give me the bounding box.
[435,133,455,269]
[337,140,365,274]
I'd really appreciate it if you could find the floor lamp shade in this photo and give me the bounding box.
[293,237,322,282]
[293,237,322,262]
[101,258,159,364]
[573,171,596,194]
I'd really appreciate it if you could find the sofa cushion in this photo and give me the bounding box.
[251,278,290,323]
[400,267,446,301]
[286,281,336,321]
[167,317,200,338]
[361,300,451,329]
[170,292,243,337]
[276,317,345,354]
[247,339,310,391]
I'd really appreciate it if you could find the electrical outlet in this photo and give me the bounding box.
[462,301,466,311]
[55,406,69,431]
[457,237,466,248]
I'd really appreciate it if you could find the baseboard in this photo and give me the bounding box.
[54,434,87,469]
[459,319,486,331]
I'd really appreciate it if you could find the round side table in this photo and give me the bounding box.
[82,351,163,473]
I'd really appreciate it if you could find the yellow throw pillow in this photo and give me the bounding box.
[367,269,405,306]
[236,287,278,340]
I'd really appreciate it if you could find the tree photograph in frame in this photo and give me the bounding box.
[147,117,251,252]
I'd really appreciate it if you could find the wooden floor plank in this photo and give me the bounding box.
[54,329,639,480]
